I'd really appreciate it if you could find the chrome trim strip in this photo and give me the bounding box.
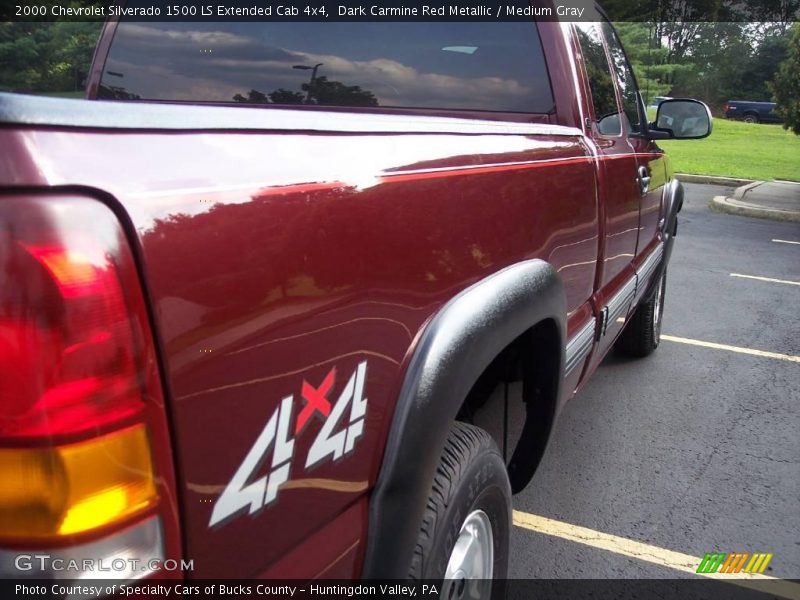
[565,318,596,375]
[0,92,584,136]
[636,242,665,290]
[606,276,637,327]
[599,242,665,339]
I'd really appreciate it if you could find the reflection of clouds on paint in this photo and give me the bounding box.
[102,23,550,111]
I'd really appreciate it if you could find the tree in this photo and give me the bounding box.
[736,32,791,100]
[614,22,691,104]
[770,22,800,135]
[669,22,751,110]
[744,0,800,22]
[0,22,101,94]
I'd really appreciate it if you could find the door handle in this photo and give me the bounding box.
[637,166,651,195]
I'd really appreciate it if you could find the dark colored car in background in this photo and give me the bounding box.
[649,96,672,109]
[724,100,783,123]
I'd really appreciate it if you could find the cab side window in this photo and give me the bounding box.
[601,22,644,134]
[574,23,621,136]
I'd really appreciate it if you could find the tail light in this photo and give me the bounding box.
[0,194,179,579]
[723,103,729,113]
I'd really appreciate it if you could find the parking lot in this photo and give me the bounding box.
[509,183,800,587]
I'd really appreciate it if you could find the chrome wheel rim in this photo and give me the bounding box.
[443,509,493,600]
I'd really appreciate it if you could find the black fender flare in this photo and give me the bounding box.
[636,178,684,303]
[360,259,566,579]
[662,178,684,266]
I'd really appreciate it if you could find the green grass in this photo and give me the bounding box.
[658,117,800,182]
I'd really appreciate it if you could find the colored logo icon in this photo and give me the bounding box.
[697,552,773,574]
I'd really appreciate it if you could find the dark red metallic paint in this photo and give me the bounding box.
[0,127,601,576]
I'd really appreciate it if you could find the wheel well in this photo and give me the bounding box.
[361,259,566,578]
[456,319,561,493]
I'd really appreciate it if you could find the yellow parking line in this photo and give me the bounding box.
[612,324,795,362]
[772,239,800,245]
[730,273,800,286]
[512,511,800,599]
[661,335,800,363]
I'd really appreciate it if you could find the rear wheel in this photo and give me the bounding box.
[615,269,666,358]
[743,113,759,123]
[409,422,510,599]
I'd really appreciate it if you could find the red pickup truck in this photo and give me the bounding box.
[0,6,711,593]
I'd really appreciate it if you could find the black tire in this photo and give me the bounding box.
[409,422,511,599]
[743,113,759,123]
[615,269,667,358]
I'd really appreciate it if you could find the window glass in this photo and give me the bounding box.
[574,22,621,136]
[99,22,555,113]
[601,22,642,134]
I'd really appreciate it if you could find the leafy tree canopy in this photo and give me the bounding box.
[769,22,800,134]
[0,21,102,94]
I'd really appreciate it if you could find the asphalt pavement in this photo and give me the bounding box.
[509,183,800,582]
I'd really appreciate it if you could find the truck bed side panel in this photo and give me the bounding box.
[0,125,597,577]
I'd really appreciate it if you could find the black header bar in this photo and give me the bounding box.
[2,579,798,600]
[3,0,799,22]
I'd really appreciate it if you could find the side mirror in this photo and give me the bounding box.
[648,99,713,140]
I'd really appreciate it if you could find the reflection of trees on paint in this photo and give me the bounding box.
[232,77,378,107]
[575,27,618,122]
[141,154,593,329]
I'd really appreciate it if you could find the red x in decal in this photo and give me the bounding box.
[295,368,336,434]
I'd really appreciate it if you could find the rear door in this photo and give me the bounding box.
[601,22,667,267]
[573,21,642,367]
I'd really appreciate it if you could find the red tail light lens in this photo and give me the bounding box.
[0,196,149,443]
[0,194,178,553]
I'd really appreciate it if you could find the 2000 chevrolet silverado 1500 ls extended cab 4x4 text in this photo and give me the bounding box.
[0,5,711,593]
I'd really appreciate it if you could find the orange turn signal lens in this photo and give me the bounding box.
[0,425,158,540]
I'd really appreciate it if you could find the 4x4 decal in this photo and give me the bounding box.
[209,361,368,528]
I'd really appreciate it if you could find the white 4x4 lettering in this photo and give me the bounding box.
[305,361,367,469]
[209,396,294,527]
[209,361,368,527]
